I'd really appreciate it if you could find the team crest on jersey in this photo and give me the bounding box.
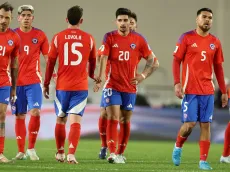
[8,40,13,46]
[130,43,136,49]
[210,44,215,50]
[32,38,38,44]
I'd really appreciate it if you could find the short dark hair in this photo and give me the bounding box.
[0,2,14,12]
[115,8,131,18]
[197,8,213,16]
[130,12,137,22]
[67,5,83,25]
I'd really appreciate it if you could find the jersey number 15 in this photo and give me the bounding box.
[64,42,83,66]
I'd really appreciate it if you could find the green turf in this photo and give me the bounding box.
[0,139,229,172]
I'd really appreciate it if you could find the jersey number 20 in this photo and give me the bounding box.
[64,42,83,66]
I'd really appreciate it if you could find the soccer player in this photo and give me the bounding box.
[95,8,159,164]
[43,5,96,164]
[12,5,50,161]
[0,2,20,162]
[97,11,139,160]
[172,8,228,170]
[220,86,230,163]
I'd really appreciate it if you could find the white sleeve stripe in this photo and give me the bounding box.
[90,37,93,51]
[54,35,58,48]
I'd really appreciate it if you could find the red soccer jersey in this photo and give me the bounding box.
[0,29,20,87]
[228,87,230,99]
[173,30,224,95]
[14,27,49,86]
[48,28,96,91]
[100,30,152,93]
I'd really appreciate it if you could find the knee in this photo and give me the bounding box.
[185,122,196,131]
[100,108,107,119]
[0,113,6,121]
[30,109,40,116]
[56,117,67,124]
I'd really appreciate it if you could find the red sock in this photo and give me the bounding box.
[223,123,230,157]
[28,116,40,149]
[0,137,5,154]
[68,123,81,155]
[106,120,118,154]
[15,118,26,153]
[199,140,210,161]
[175,132,187,148]
[117,122,130,154]
[55,123,66,154]
[98,117,107,147]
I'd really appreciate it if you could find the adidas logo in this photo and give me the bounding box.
[58,146,64,150]
[100,132,106,136]
[112,44,118,48]
[108,140,114,143]
[33,102,39,107]
[5,97,9,102]
[69,143,74,148]
[31,131,38,134]
[191,43,198,47]
[16,136,22,139]
[127,104,133,108]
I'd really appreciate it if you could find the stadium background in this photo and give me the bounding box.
[5,0,230,142]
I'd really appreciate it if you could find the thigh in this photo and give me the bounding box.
[26,83,43,111]
[13,86,27,114]
[198,95,214,123]
[0,86,10,105]
[120,92,136,111]
[54,90,70,117]
[103,88,122,107]
[67,90,88,116]
[181,94,198,123]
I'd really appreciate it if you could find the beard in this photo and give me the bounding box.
[199,25,211,32]
[0,23,7,32]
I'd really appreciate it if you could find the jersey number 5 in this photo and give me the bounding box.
[64,42,83,66]
[201,51,206,61]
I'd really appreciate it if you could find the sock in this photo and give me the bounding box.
[55,123,66,154]
[68,123,81,155]
[15,118,26,153]
[199,140,210,161]
[106,120,118,154]
[116,122,130,154]
[28,116,40,149]
[98,117,107,147]
[0,137,4,154]
[222,123,230,157]
[175,131,187,148]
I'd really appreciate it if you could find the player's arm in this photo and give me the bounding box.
[88,36,97,80]
[141,52,159,78]
[213,40,227,107]
[172,34,187,99]
[41,33,58,83]
[43,35,58,99]
[95,34,111,85]
[10,35,20,103]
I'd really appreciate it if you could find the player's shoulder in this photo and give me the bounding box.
[209,33,221,43]
[130,31,148,41]
[31,27,47,36]
[177,30,195,42]
[8,28,20,40]
[103,30,117,38]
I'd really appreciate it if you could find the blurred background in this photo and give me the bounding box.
[5,0,230,143]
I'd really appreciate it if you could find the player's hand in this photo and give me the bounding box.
[94,76,102,83]
[174,83,183,99]
[10,87,17,103]
[130,74,145,85]
[221,93,228,107]
[43,86,50,99]
[93,82,101,92]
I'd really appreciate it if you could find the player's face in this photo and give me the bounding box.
[18,11,34,28]
[116,15,130,33]
[0,8,12,32]
[196,11,213,32]
[129,17,137,31]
